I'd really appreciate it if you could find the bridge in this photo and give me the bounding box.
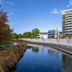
[19,38,72,55]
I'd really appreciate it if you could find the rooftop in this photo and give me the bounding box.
[62,9,72,14]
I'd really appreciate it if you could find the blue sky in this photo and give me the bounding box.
[1,0,72,33]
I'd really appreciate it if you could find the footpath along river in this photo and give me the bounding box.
[12,44,72,72]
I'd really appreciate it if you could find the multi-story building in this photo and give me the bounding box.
[62,9,72,38]
[48,30,58,38]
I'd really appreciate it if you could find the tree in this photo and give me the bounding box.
[23,32,32,38]
[17,34,23,38]
[12,33,18,39]
[0,9,11,42]
[32,28,40,38]
[22,28,40,38]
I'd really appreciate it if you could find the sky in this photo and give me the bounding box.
[0,0,72,33]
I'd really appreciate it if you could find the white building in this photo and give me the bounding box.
[39,32,48,39]
[62,9,72,38]
[48,30,58,39]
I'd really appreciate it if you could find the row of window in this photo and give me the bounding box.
[65,30,72,32]
[65,27,72,29]
[65,13,72,14]
[65,26,72,29]
[65,22,72,24]
[65,23,72,25]
[65,19,72,20]
[65,14,72,17]
[65,24,72,26]
[65,17,72,19]
[65,31,72,33]
[65,20,72,22]
[65,16,72,18]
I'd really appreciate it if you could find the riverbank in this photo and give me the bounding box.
[25,41,72,55]
[0,41,27,72]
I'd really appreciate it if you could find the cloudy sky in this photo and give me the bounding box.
[1,0,72,33]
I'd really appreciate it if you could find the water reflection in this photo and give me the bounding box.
[62,55,72,72]
[13,45,72,72]
[32,47,39,53]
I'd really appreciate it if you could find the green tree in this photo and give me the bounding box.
[23,32,32,38]
[18,34,23,38]
[12,33,18,39]
[32,28,40,38]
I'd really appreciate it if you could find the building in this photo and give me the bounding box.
[48,30,58,39]
[62,9,72,38]
[39,32,48,39]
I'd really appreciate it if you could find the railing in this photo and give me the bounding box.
[19,38,72,47]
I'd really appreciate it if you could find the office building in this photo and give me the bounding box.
[48,30,58,38]
[62,9,72,38]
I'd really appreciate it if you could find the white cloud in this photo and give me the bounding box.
[66,0,72,7]
[51,8,63,15]
[51,8,59,14]
[51,0,72,15]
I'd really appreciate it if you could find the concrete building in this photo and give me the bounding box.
[39,32,48,39]
[62,9,72,38]
[48,30,58,38]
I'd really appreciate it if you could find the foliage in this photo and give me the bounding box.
[32,28,40,38]
[12,33,23,39]
[12,28,40,39]
[0,9,12,42]
[17,34,23,38]
[23,32,32,38]
[22,28,40,38]
[12,33,18,39]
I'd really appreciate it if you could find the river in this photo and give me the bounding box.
[12,44,72,72]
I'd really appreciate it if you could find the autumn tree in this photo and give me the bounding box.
[0,9,12,44]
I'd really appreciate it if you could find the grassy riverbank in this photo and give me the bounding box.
[0,41,27,72]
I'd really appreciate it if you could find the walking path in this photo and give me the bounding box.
[19,38,72,55]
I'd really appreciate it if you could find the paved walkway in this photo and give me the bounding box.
[19,38,72,55]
